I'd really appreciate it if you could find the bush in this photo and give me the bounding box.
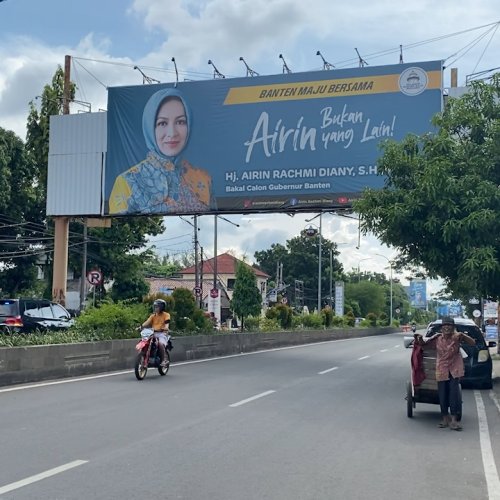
[74,301,149,339]
[258,317,281,332]
[243,316,260,332]
[331,315,345,327]
[345,311,355,327]
[267,304,293,329]
[291,314,303,329]
[302,313,323,329]
[366,312,378,327]
[321,307,333,328]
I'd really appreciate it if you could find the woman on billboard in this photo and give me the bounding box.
[109,88,212,214]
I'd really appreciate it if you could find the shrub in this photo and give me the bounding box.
[331,315,345,327]
[74,301,149,338]
[302,313,323,329]
[366,312,378,326]
[259,317,281,332]
[291,314,303,329]
[345,310,355,327]
[321,307,333,327]
[243,315,260,332]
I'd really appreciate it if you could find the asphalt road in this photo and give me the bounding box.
[1,333,499,500]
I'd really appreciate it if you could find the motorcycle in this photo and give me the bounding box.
[134,328,172,380]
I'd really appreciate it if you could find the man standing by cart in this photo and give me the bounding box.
[414,317,475,431]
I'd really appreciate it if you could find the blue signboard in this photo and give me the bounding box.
[105,60,442,216]
[409,279,427,309]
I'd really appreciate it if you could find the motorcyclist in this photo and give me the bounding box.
[411,322,417,333]
[141,299,170,367]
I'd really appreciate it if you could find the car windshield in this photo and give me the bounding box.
[426,323,486,347]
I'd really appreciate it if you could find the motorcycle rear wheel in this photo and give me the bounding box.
[158,351,170,376]
[134,353,148,380]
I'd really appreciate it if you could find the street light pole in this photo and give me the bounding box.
[318,213,322,312]
[357,257,371,282]
[376,254,393,325]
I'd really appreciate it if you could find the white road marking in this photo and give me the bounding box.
[318,367,339,375]
[0,460,88,496]
[0,371,132,393]
[490,390,500,415]
[358,356,370,360]
[0,336,375,394]
[474,391,500,500]
[380,349,388,352]
[393,345,400,348]
[1,334,402,394]
[229,390,276,408]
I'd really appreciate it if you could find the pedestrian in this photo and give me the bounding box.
[414,316,475,430]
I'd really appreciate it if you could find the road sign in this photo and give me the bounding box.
[193,286,202,296]
[87,269,103,286]
[210,288,219,298]
[472,309,482,318]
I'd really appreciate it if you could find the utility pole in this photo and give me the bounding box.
[52,54,71,305]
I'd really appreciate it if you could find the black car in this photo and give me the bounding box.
[425,318,496,389]
[0,298,74,333]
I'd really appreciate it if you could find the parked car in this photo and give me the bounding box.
[0,298,74,333]
[408,318,496,389]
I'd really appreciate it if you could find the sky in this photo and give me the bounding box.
[1,0,499,295]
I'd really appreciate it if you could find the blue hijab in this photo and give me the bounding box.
[142,88,192,162]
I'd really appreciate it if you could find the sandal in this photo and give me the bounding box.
[450,421,462,431]
[438,416,450,428]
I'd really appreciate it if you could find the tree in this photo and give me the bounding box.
[254,233,344,309]
[0,127,43,294]
[355,75,500,300]
[345,281,386,317]
[231,261,262,330]
[172,288,196,331]
[23,66,165,300]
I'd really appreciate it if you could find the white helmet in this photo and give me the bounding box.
[153,299,166,312]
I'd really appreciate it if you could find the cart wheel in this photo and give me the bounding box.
[406,381,413,418]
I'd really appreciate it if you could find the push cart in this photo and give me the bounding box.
[406,345,462,419]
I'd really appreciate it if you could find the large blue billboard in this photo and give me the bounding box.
[410,279,427,309]
[105,60,442,216]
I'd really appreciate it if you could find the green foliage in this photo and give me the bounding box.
[302,313,323,329]
[172,288,196,331]
[331,315,345,327]
[345,281,386,317]
[258,317,282,332]
[266,304,293,329]
[0,126,44,295]
[291,314,303,329]
[143,253,181,277]
[345,310,355,327]
[110,270,149,302]
[254,234,344,310]
[243,315,260,332]
[366,312,378,326]
[74,301,149,338]
[321,307,334,327]
[231,261,263,329]
[378,312,389,326]
[354,74,500,299]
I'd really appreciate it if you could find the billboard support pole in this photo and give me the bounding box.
[52,54,71,306]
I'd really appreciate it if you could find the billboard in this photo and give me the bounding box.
[409,279,427,309]
[105,61,442,216]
